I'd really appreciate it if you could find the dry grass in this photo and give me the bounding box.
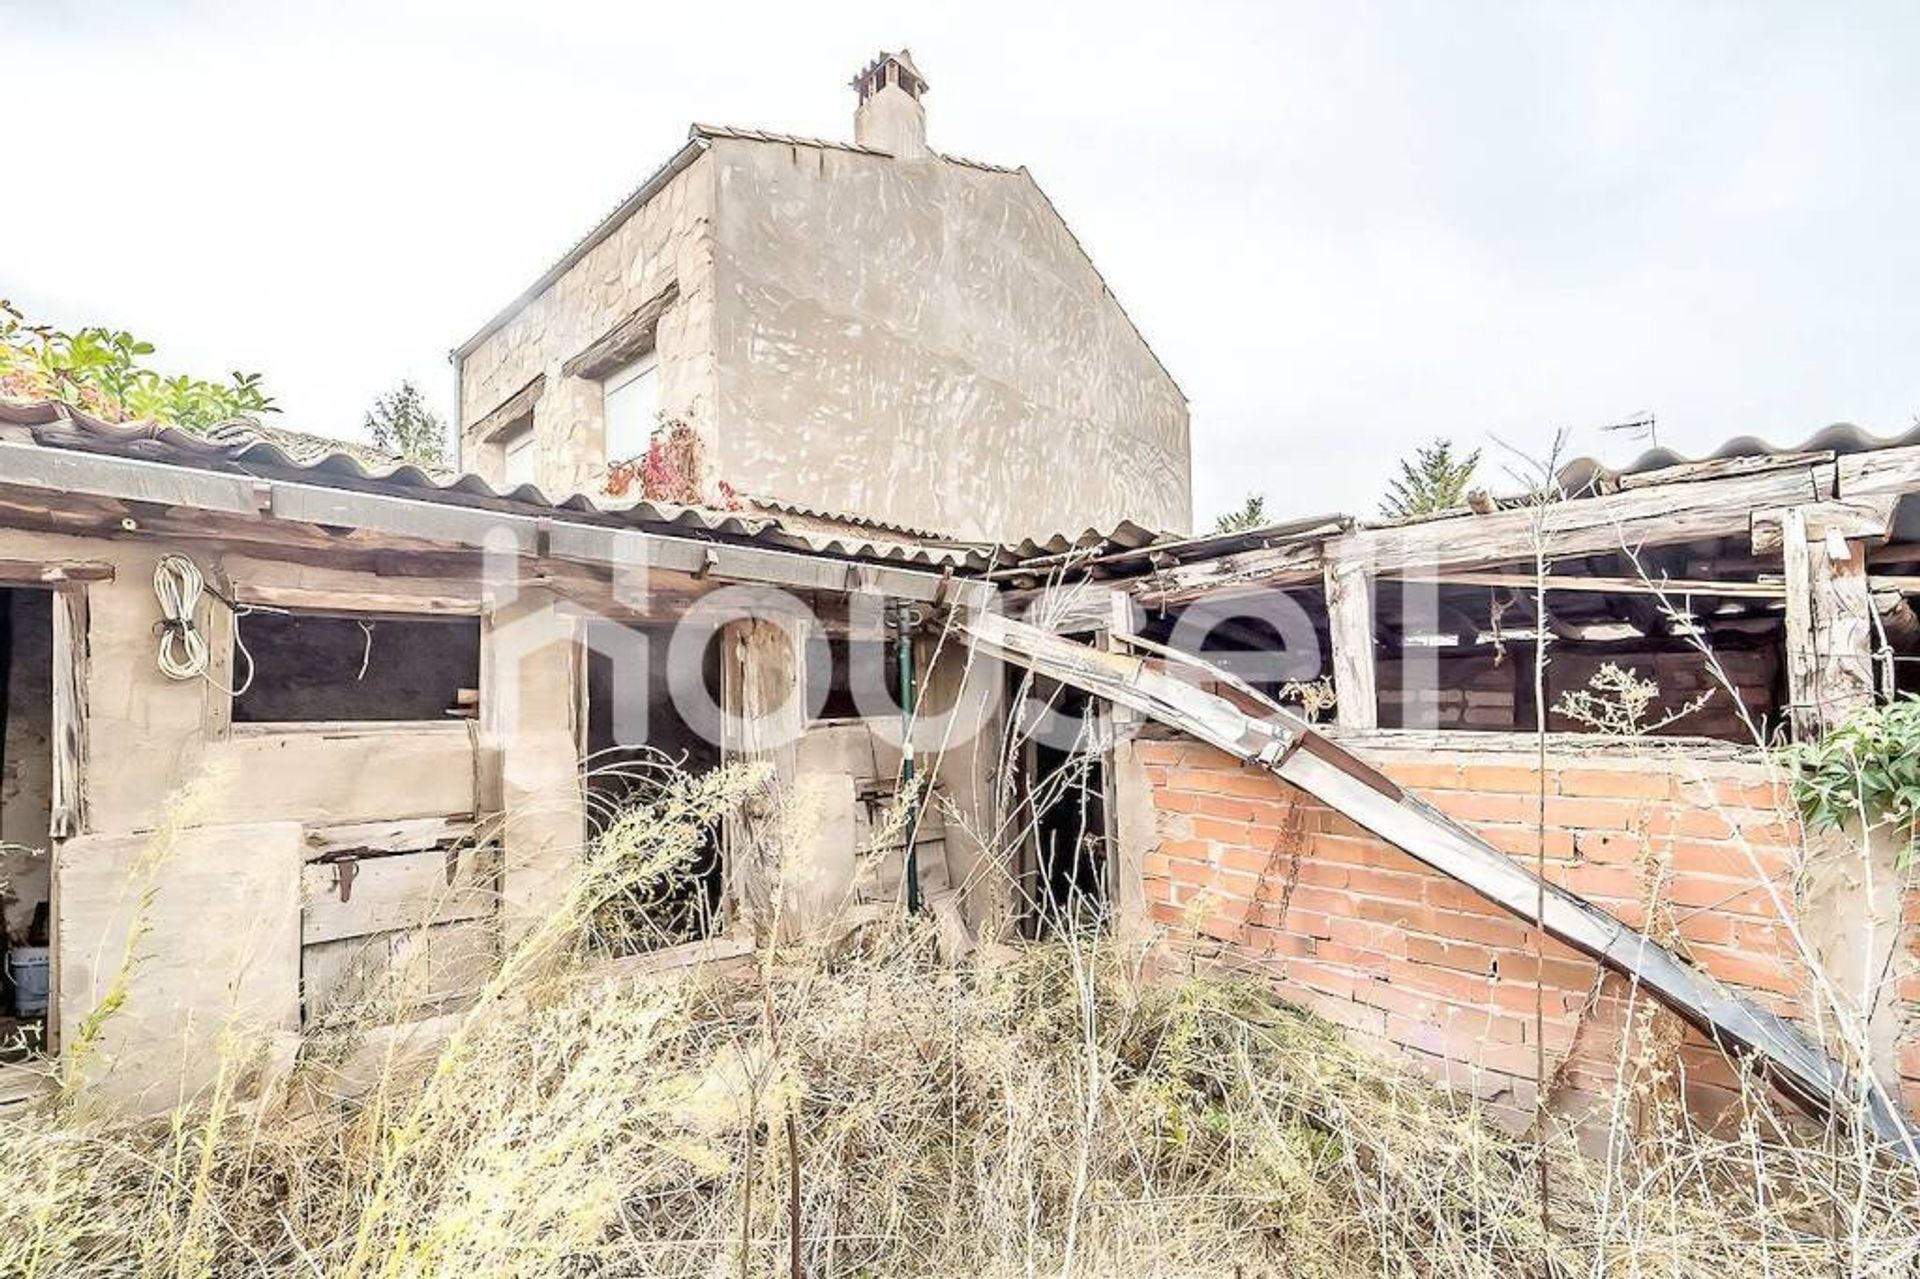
[2,764,1917,1277]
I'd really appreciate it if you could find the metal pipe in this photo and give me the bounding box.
[894,600,921,912]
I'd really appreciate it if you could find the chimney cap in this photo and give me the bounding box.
[851,49,929,101]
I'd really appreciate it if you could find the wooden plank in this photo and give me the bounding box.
[1782,510,1876,738]
[231,582,484,616]
[301,845,501,944]
[303,917,495,1022]
[1782,508,1819,739]
[49,586,88,840]
[961,610,1917,1161]
[0,558,113,585]
[303,816,478,860]
[1616,450,1835,491]
[56,822,304,1108]
[1135,540,1326,603]
[1324,542,1377,730]
[1387,570,1786,599]
[469,372,545,444]
[1352,461,1835,575]
[721,616,810,929]
[1751,496,1899,554]
[1814,531,1875,730]
[561,282,679,380]
[1835,442,1920,500]
[202,724,478,825]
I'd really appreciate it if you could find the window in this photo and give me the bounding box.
[602,351,659,465]
[500,421,538,489]
[232,611,481,724]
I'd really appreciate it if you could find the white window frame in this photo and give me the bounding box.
[601,350,660,466]
[500,421,538,490]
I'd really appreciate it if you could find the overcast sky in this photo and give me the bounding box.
[6,1,1918,526]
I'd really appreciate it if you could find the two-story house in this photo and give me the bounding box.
[451,51,1191,542]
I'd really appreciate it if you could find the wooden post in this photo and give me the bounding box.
[1782,507,1876,738]
[720,615,811,930]
[1324,542,1378,730]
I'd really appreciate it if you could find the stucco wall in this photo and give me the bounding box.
[457,151,718,500]
[0,528,582,1109]
[706,137,1189,542]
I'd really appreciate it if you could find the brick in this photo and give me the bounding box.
[1189,815,1254,845]
[1456,763,1546,794]
[1497,951,1596,990]
[1429,791,1536,824]
[1323,915,1409,956]
[1388,958,1496,1004]
[1381,761,1464,790]
[1356,896,1440,932]
[1687,944,1804,997]
[1477,824,1577,859]
[1558,768,1673,801]
[1573,828,1647,864]
[1665,874,1786,919]
[1544,795,1641,829]
[1557,863,1647,903]
[1664,839,1795,881]
[1407,935,1498,976]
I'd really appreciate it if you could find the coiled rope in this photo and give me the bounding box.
[153,553,256,696]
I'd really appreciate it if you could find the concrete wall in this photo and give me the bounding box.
[457,152,718,499]
[1120,733,1920,1133]
[0,529,583,1108]
[707,137,1190,541]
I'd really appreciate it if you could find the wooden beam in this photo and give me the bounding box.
[469,373,545,444]
[1752,495,1899,554]
[561,282,679,381]
[960,610,1918,1161]
[1324,542,1377,730]
[1783,509,1876,738]
[1353,461,1834,575]
[1387,570,1785,599]
[0,558,113,585]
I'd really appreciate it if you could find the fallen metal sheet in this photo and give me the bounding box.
[963,610,1918,1162]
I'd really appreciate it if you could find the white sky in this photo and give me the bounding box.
[6,0,1918,527]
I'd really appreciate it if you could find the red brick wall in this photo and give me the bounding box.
[1130,735,1916,1130]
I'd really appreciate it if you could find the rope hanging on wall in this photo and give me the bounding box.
[152,553,256,697]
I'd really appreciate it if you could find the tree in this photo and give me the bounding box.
[1213,493,1269,533]
[1380,437,1480,519]
[363,380,448,468]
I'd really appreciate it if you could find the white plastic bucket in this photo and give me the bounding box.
[8,945,49,1018]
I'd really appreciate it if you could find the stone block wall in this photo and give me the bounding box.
[1124,734,1919,1132]
[457,152,718,501]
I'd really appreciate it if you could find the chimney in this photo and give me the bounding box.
[851,49,929,159]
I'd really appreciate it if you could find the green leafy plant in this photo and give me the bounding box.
[0,299,277,432]
[1381,437,1481,519]
[1777,695,1920,868]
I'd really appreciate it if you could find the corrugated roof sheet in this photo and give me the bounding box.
[0,399,987,571]
[1557,421,1919,493]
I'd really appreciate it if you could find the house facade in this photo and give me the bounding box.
[452,52,1191,543]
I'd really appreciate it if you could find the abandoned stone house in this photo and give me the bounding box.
[451,50,1191,543]
[0,51,1917,1158]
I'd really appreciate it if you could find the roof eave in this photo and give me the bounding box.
[449,135,710,363]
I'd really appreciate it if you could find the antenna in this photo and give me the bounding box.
[1598,411,1658,450]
